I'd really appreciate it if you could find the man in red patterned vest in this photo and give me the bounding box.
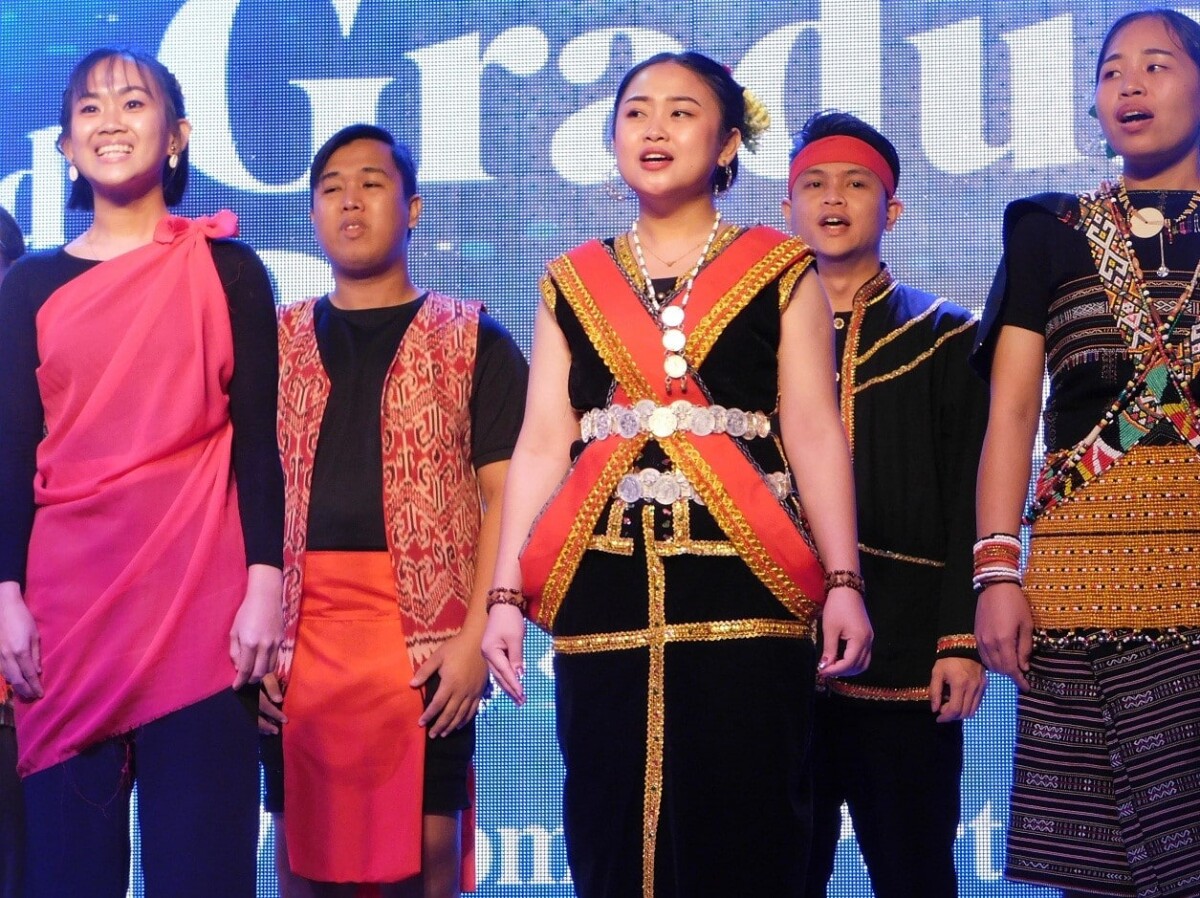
[260,124,527,898]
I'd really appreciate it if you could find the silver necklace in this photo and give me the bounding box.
[629,212,722,393]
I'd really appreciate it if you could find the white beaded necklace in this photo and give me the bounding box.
[629,211,722,393]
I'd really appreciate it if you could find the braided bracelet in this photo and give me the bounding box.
[823,569,865,597]
[486,586,528,614]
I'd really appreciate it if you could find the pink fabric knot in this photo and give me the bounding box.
[154,210,239,244]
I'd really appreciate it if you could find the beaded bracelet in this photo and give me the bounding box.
[973,571,1023,595]
[972,533,1022,597]
[824,569,865,597]
[486,586,528,614]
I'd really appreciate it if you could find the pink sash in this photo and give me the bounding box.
[16,213,248,776]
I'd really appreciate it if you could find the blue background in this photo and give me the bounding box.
[0,0,1186,894]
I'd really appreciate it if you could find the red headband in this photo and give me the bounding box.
[787,135,896,198]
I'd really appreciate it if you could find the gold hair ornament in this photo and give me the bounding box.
[740,87,771,153]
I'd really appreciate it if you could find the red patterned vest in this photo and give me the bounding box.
[276,293,481,681]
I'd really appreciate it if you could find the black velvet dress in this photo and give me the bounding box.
[547,230,819,898]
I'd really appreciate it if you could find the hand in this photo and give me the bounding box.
[411,630,489,738]
[0,581,42,701]
[480,604,526,705]
[258,672,287,735]
[229,564,283,690]
[975,581,1033,692]
[819,586,873,677]
[929,657,986,722]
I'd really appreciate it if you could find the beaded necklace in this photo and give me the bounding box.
[1027,186,1200,521]
[1115,175,1200,278]
[629,211,722,393]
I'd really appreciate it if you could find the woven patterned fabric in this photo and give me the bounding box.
[1007,634,1200,896]
[1025,444,1200,633]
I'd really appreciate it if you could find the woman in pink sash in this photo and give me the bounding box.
[0,47,283,898]
[481,52,872,897]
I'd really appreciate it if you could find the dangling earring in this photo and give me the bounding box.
[168,146,179,170]
[68,163,78,182]
[1086,104,1117,160]
[713,164,733,197]
[603,162,628,201]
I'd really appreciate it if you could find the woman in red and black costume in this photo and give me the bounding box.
[481,51,871,898]
[974,9,1200,896]
[0,47,283,898]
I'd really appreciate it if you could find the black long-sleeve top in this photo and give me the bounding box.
[0,240,285,588]
[830,277,987,698]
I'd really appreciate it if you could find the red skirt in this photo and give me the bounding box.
[283,551,425,883]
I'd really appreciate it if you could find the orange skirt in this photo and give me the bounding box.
[283,551,425,883]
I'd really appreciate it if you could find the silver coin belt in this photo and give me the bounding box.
[617,468,792,506]
[580,400,772,443]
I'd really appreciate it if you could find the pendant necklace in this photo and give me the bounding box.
[1116,175,1200,278]
[629,211,722,393]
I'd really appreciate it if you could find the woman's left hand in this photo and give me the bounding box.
[819,586,873,677]
[230,564,283,689]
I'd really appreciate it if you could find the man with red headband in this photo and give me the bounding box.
[783,111,988,897]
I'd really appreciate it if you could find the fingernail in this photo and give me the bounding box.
[817,660,827,671]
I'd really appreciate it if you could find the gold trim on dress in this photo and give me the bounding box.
[535,437,647,629]
[777,262,805,312]
[539,272,557,312]
[548,253,657,401]
[590,501,634,555]
[664,438,820,622]
[641,507,666,898]
[859,543,945,568]
[688,237,813,367]
[553,617,816,654]
[824,681,929,702]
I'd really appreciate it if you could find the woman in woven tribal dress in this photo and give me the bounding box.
[481,52,871,898]
[974,9,1200,896]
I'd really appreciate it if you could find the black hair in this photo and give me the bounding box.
[309,124,417,205]
[0,206,24,267]
[1096,9,1200,82]
[790,110,900,190]
[612,51,747,193]
[59,47,189,210]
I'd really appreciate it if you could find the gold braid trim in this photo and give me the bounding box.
[662,437,820,623]
[538,272,557,312]
[855,294,940,366]
[640,507,666,897]
[554,617,816,654]
[547,251,656,400]
[589,501,634,555]
[688,237,814,367]
[937,634,977,653]
[534,435,647,628]
[839,270,895,458]
[859,543,945,568]
[825,681,930,702]
[777,262,806,312]
[853,320,977,394]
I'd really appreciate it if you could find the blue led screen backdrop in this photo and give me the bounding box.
[0,1,1187,894]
